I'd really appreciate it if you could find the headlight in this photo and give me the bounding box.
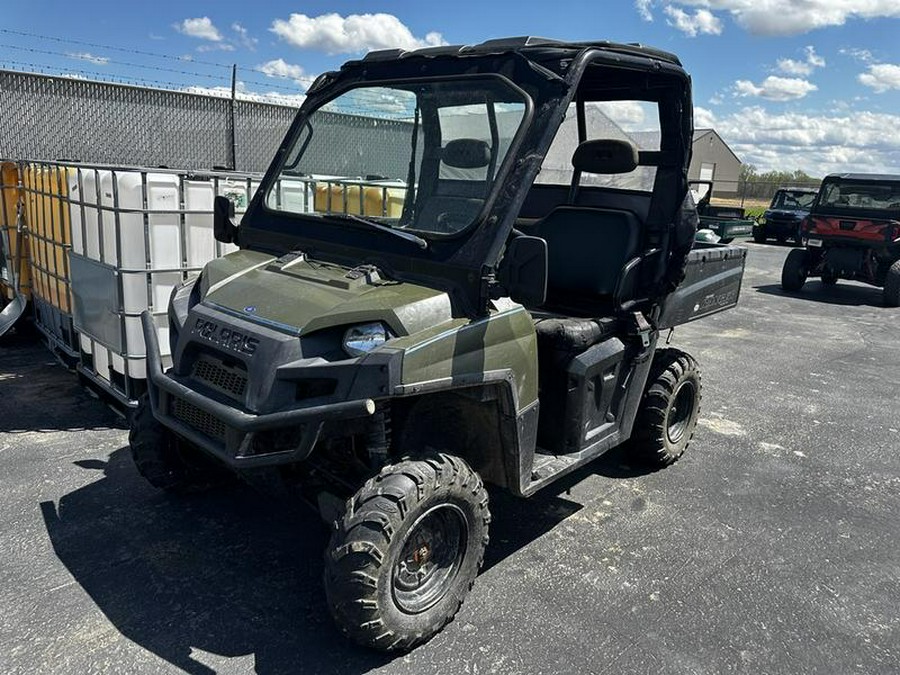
[343,322,392,357]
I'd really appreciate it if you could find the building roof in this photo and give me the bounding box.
[692,128,741,164]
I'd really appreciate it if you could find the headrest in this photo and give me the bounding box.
[442,139,491,169]
[572,139,639,174]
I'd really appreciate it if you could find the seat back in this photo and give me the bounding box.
[532,206,640,302]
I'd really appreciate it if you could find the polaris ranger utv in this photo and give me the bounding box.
[130,37,746,650]
[781,173,900,305]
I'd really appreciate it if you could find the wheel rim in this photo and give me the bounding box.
[392,503,468,614]
[666,381,696,445]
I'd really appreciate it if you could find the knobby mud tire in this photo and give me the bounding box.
[630,348,702,468]
[781,248,809,292]
[128,395,231,494]
[324,452,489,651]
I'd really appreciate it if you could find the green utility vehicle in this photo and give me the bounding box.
[131,37,746,651]
[689,180,755,243]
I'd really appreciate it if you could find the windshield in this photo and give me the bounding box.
[818,181,900,212]
[265,78,528,237]
[771,190,817,210]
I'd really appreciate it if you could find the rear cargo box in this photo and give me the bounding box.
[658,242,747,329]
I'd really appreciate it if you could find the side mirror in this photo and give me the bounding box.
[497,235,548,307]
[213,195,238,244]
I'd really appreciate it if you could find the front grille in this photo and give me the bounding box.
[172,397,227,441]
[192,356,248,400]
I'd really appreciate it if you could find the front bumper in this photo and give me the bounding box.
[762,219,801,237]
[141,311,376,468]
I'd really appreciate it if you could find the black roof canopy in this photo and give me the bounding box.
[244,37,693,315]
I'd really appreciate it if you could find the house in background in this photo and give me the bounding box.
[689,128,742,196]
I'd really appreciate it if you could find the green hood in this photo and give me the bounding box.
[200,250,453,336]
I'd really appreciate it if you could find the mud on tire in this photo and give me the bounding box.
[128,395,231,494]
[324,452,490,651]
[630,348,702,468]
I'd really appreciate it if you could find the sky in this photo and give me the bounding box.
[2,0,899,175]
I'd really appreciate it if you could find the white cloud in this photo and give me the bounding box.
[734,76,818,101]
[777,46,826,76]
[694,106,717,128]
[197,43,236,53]
[175,17,223,42]
[592,101,647,128]
[777,59,812,77]
[270,12,446,54]
[671,1,900,36]
[695,106,900,174]
[840,47,875,63]
[858,63,900,93]
[232,23,258,50]
[66,52,109,66]
[258,59,306,81]
[664,6,723,36]
[636,0,654,21]
[257,59,316,90]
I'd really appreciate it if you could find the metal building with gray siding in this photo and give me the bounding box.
[689,128,742,196]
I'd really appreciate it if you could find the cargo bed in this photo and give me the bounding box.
[698,215,755,242]
[658,241,747,329]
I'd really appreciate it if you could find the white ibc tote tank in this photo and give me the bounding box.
[70,168,183,384]
[68,165,305,407]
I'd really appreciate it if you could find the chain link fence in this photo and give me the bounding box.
[0,69,299,172]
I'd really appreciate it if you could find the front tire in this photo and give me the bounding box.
[128,395,230,494]
[884,260,900,307]
[781,249,809,292]
[325,453,489,651]
[630,349,702,467]
[821,269,838,286]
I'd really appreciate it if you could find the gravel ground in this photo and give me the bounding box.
[1,242,898,675]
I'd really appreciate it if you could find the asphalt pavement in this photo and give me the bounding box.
[1,242,898,675]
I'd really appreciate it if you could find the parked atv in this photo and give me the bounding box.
[781,173,900,306]
[689,180,755,243]
[130,37,747,651]
[753,187,818,245]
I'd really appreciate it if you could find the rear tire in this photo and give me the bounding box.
[128,395,230,494]
[781,249,809,292]
[325,453,489,651]
[884,260,900,307]
[821,269,838,286]
[752,228,766,244]
[630,349,702,468]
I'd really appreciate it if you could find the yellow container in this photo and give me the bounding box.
[22,163,72,313]
[314,181,405,218]
[1,161,30,302]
